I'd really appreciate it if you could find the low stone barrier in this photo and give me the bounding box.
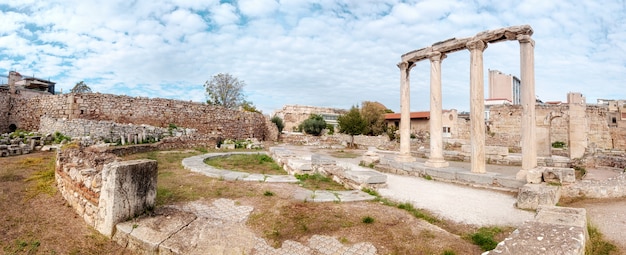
[561,172,626,198]
[56,145,157,237]
[485,206,587,255]
[269,147,387,190]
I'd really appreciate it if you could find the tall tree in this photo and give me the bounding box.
[361,101,388,136]
[204,73,245,109]
[70,81,92,93]
[338,106,367,147]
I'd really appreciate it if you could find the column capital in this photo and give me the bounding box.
[397,61,414,71]
[517,34,535,47]
[466,40,487,52]
[427,51,447,62]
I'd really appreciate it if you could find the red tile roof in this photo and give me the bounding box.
[384,111,430,120]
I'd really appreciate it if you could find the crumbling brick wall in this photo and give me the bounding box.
[8,93,276,141]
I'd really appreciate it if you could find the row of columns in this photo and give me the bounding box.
[397,35,537,176]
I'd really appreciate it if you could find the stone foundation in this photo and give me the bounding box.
[56,145,158,237]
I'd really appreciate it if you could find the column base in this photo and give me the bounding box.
[425,159,449,168]
[395,154,415,162]
[516,169,528,181]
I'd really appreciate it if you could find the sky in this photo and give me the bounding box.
[1,0,625,115]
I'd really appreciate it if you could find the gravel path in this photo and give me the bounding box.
[377,174,535,226]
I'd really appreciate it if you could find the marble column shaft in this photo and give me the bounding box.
[425,52,449,168]
[519,35,537,170]
[397,61,415,162]
[467,40,487,173]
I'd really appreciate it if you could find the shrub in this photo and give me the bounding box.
[361,216,375,224]
[270,116,284,133]
[551,141,566,148]
[468,227,502,251]
[300,114,326,136]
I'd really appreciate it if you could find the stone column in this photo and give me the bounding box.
[467,40,487,173]
[425,52,449,168]
[517,34,537,179]
[397,61,415,162]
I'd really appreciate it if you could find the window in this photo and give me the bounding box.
[443,126,451,137]
[612,117,617,124]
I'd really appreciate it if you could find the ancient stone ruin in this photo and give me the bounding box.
[55,144,158,237]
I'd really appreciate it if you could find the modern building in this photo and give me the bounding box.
[384,110,458,138]
[488,69,520,105]
[484,70,521,120]
[1,71,56,97]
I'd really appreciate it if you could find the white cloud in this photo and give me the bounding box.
[0,0,625,114]
[210,3,240,27]
[238,0,279,18]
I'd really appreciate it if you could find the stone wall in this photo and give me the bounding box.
[487,104,618,153]
[274,105,347,132]
[56,146,157,237]
[39,116,176,143]
[8,93,275,141]
[0,91,9,133]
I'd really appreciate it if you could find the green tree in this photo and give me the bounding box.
[271,115,284,133]
[338,106,367,147]
[240,100,260,113]
[300,114,326,136]
[361,101,388,136]
[70,81,92,93]
[204,73,245,109]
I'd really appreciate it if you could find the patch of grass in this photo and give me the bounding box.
[24,155,57,198]
[3,239,40,254]
[397,202,439,224]
[586,224,618,255]
[361,216,375,224]
[547,181,562,186]
[441,250,456,255]
[204,154,285,175]
[423,174,433,180]
[295,173,347,191]
[467,227,502,251]
[263,190,274,196]
[328,150,360,158]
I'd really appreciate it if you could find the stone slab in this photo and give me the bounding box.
[343,170,387,184]
[113,208,197,253]
[494,176,527,189]
[159,218,257,255]
[425,167,460,180]
[456,171,497,185]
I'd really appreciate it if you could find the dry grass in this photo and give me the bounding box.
[0,149,523,255]
[123,149,483,254]
[0,152,132,254]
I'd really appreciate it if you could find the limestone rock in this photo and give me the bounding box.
[516,184,561,210]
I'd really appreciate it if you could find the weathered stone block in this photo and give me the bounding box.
[543,167,576,184]
[96,159,158,237]
[526,168,544,184]
[516,184,561,210]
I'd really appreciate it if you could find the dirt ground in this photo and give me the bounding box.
[2,150,622,254]
[567,197,626,252]
[0,152,132,254]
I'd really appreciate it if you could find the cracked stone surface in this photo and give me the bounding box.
[113,198,378,255]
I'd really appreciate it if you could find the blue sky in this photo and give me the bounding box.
[1,0,625,114]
